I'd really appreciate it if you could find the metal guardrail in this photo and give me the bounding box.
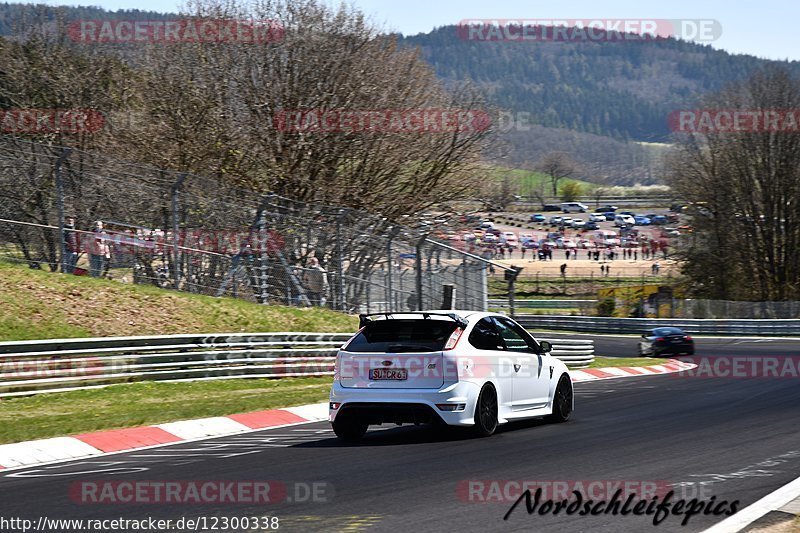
[517,316,800,336]
[0,332,595,397]
[489,299,593,310]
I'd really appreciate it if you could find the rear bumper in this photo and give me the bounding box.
[329,381,481,427]
[652,342,694,354]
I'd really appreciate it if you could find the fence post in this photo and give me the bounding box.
[386,231,393,311]
[506,266,521,317]
[335,210,347,311]
[170,173,187,289]
[415,234,428,311]
[55,148,72,273]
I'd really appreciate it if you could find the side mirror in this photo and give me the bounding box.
[539,340,552,353]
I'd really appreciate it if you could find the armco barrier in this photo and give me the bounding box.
[0,332,594,397]
[517,315,800,336]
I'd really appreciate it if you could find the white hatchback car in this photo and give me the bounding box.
[329,311,573,440]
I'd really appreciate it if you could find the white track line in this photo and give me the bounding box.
[702,474,800,533]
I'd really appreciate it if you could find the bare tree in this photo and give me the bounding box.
[666,67,800,301]
[537,151,576,196]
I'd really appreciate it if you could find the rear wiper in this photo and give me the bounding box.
[386,344,435,353]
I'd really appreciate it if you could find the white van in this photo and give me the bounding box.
[593,230,619,246]
[614,214,635,227]
[561,202,588,213]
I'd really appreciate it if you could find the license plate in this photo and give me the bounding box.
[370,368,408,380]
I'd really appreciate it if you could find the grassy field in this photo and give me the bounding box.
[490,167,595,198]
[0,261,358,341]
[0,377,332,444]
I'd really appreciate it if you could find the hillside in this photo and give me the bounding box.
[399,26,800,183]
[0,262,357,341]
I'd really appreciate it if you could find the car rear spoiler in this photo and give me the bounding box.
[358,312,468,329]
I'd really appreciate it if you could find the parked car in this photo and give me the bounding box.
[329,311,573,440]
[584,221,599,230]
[560,217,574,227]
[569,218,584,229]
[479,221,494,230]
[556,238,577,249]
[619,211,636,217]
[593,230,619,247]
[549,216,563,225]
[614,214,635,227]
[501,231,519,249]
[589,213,606,222]
[543,204,561,212]
[638,327,694,357]
[482,233,497,243]
[603,212,617,221]
[595,205,618,213]
[634,215,652,226]
[530,213,546,223]
[650,215,668,225]
[561,202,588,213]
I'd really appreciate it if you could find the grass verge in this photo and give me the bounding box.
[588,356,671,368]
[0,261,357,341]
[0,377,333,444]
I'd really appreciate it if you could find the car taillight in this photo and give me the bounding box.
[444,327,464,350]
[655,337,665,342]
[685,335,693,341]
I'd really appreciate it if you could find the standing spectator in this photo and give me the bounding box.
[88,220,110,278]
[606,264,611,277]
[521,247,526,260]
[634,249,638,260]
[600,264,606,276]
[560,263,567,277]
[302,257,329,306]
[654,262,661,275]
[565,249,571,260]
[63,215,79,274]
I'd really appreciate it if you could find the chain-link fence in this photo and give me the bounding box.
[0,134,516,313]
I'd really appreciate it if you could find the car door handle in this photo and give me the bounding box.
[514,364,521,372]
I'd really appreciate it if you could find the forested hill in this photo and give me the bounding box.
[398,26,800,142]
[0,2,172,34]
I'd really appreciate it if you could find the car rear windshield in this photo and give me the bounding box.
[652,327,685,336]
[346,319,459,353]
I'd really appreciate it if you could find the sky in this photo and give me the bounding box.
[41,0,800,61]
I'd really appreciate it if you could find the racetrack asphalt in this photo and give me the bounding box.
[1,344,799,532]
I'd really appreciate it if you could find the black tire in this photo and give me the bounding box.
[332,414,368,442]
[473,385,498,437]
[546,375,573,423]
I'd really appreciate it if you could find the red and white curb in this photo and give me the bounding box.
[0,360,697,471]
[0,403,328,471]
[570,358,698,382]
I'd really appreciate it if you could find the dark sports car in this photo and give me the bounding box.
[638,327,694,356]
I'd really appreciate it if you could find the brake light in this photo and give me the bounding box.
[444,327,464,350]
[685,335,693,341]
[655,337,665,342]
